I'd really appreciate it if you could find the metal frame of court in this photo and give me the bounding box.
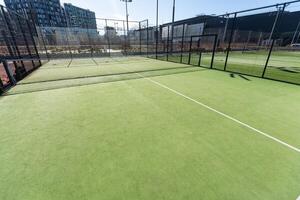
[150,0,300,85]
[0,5,43,94]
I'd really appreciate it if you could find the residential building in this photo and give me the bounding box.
[4,0,67,27]
[105,26,117,38]
[64,3,97,30]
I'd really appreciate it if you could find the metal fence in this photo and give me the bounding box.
[145,0,300,85]
[0,4,150,92]
[0,5,43,94]
[35,18,149,59]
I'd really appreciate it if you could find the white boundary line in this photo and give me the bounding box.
[134,72,300,154]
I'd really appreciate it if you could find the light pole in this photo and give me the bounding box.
[156,0,159,28]
[171,0,176,53]
[156,0,159,58]
[120,0,132,37]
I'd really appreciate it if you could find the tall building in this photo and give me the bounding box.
[64,3,97,30]
[105,26,117,38]
[4,0,67,27]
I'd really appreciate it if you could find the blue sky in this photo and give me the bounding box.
[0,0,291,25]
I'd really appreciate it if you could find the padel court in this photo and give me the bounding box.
[0,57,299,200]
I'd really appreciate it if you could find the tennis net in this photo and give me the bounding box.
[4,56,204,95]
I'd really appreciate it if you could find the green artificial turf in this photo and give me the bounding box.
[20,58,191,84]
[0,58,299,200]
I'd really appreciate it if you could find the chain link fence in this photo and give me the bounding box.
[0,5,42,93]
[147,0,300,85]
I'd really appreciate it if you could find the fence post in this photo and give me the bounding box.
[198,51,202,67]
[139,22,142,55]
[262,4,286,78]
[105,19,111,56]
[224,13,237,71]
[146,20,149,57]
[156,26,159,59]
[180,24,185,63]
[166,25,170,61]
[123,20,127,55]
[262,39,275,78]
[197,37,202,66]
[211,35,218,69]
[188,36,193,65]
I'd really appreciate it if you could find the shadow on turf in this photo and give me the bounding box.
[229,73,251,81]
[4,67,207,96]
[277,67,300,74]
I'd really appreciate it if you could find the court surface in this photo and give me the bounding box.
[0,57,299,200]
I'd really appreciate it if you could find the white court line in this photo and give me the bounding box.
[133,71,300,154]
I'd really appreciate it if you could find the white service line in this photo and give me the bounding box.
[134,71,300,154]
